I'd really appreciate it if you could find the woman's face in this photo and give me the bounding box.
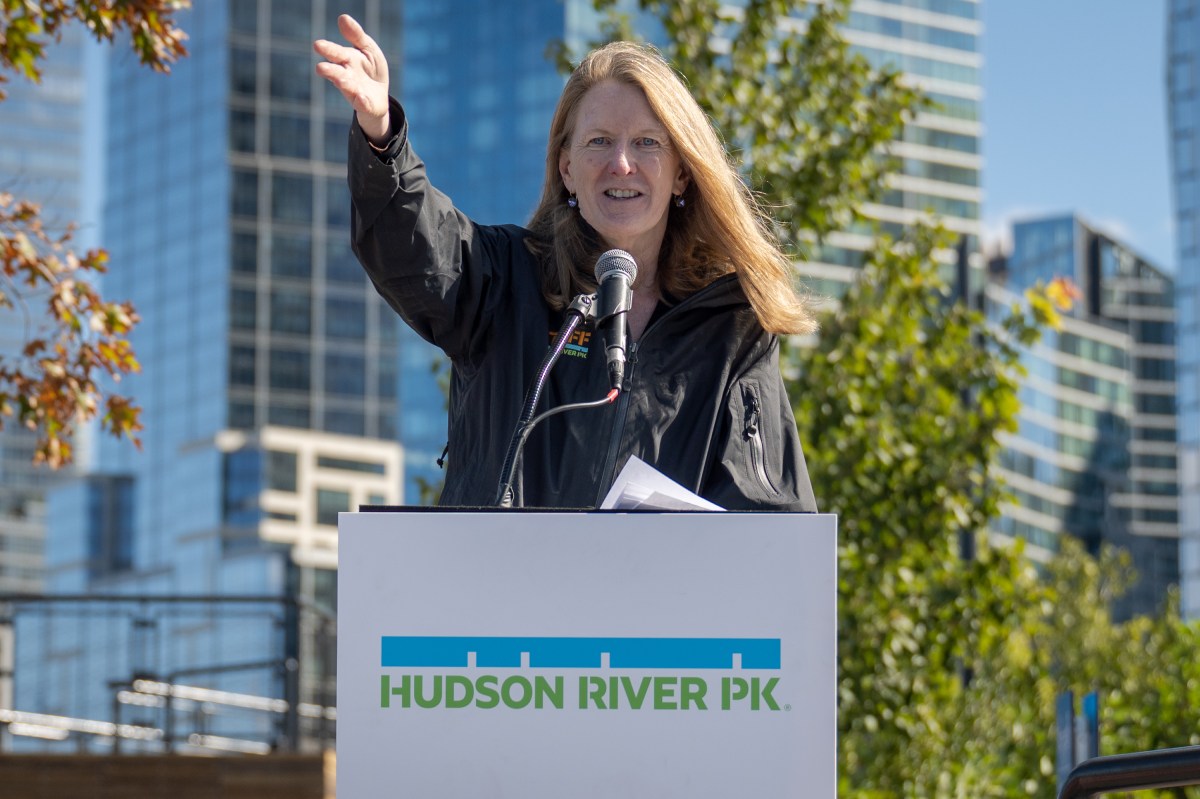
[558,80,689,267]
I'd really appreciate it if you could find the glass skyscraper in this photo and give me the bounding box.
[0,24,90,594]
[1169,0,1200,618]
[9,2,403,753]
[804,0,983,299]
[990,215,1179,617]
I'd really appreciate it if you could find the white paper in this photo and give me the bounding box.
[599,456,725,511]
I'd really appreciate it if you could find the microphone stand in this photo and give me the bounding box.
[494,293,619,508]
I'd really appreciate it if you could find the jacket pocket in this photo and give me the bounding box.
[741,383,778,496]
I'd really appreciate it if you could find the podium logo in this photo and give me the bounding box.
[379,636,783,712]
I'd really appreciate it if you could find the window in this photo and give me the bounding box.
[269,347,311,391]
[231,288,257,331]
[272,231,313,279]
[231,108,256,152]
[233,231,258,274]
[270,288,312,335]
[267,450,298,492]
[326,297,366,338]
[272,173,313,224]
[316,488,350,526]
[232,169,259,218]
[317,455,385,474]
[229,344,256,387]
[325,352,366,397]
[270,112,311,159]
[270,51,312,102]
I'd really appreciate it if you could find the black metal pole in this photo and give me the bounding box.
[1058,745,1200,799]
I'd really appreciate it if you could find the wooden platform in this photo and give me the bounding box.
[0,752,334,798]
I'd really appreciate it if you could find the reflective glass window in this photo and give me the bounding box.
[270,51,313,102]
[231,46,257,96]
[231,287,257,330]
[270,0,312,42]
[325,352,366,397]
[272,231,313,278]
[326,297,366,338]
[325,409,365,436]
[316,488,350,526]
[232,168,258,218]
[230,344,256,386]
[269,347,311,390]
[267,450,298,492]
[270,112,311,159]
[272,173,313,224]
[233,231,258,274]
[231,108,256,153]
[270,288,312,335]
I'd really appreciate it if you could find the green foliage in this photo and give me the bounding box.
[591,2,1200,795]
[0,1,188,466]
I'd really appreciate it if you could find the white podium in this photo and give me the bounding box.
[337,510,837,798]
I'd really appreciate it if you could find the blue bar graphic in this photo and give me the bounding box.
[380,636,781,669]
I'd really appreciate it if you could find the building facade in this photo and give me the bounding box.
[0,24,92,594]
[8,2,403,753]
[1169,0,1200,617]
[990,215,1179,617]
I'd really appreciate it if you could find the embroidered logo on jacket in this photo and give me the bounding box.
[549,329,592,359]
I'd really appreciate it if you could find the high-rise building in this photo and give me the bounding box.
[1168,0,1200,618]
[0,24,91,593]
[803,0,983,299]
[989,215,1179,617]
[9,2,404,752]
[397,0,983,494]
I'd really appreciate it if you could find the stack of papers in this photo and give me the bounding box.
[599,456,725,511]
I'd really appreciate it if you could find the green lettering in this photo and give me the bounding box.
[621,676,651,710]
[722,677,750,710]
[476,675,500,709]
[534,676,564,709]
[414,675,442,708]
[380,674,390,708]
[756,677,780,711]
[445,676,473,709]
[388,674,411,708]
[582,676,607,709]
[609,676,619,709]
[653,677,678,710]
[681,677,707,710]
[502,676,532,709]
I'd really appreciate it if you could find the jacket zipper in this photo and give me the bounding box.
[593,273,739,506]
[743,385,777,494]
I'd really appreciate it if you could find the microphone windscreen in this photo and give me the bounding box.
[595,249,638,284]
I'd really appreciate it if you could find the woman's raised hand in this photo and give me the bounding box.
[314,15,391,144]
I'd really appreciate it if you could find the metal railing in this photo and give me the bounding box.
[1058,745,1200,799]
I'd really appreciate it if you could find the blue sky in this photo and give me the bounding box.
[982,0,1174,270]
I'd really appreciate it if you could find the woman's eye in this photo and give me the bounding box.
[637,137,660,147]
[588,137,608,146]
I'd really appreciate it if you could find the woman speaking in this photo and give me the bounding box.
[315,15,818,511]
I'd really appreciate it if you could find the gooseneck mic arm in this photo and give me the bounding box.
[494,293,617,508]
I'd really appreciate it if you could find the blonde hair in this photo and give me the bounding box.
[526,41,815,336]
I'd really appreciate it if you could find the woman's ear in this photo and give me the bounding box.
[559,149,575,195]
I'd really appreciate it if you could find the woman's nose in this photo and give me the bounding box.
[608,144,634,175]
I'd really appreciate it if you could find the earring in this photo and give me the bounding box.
[674,194,686,208]
[567,194,578,209]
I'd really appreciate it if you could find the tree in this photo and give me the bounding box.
[576,1,1200,795]
[0,0,188,467]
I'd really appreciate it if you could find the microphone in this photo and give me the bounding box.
[594,249,637,391]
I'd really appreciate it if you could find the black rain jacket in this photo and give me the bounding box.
[348,100,817,512]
